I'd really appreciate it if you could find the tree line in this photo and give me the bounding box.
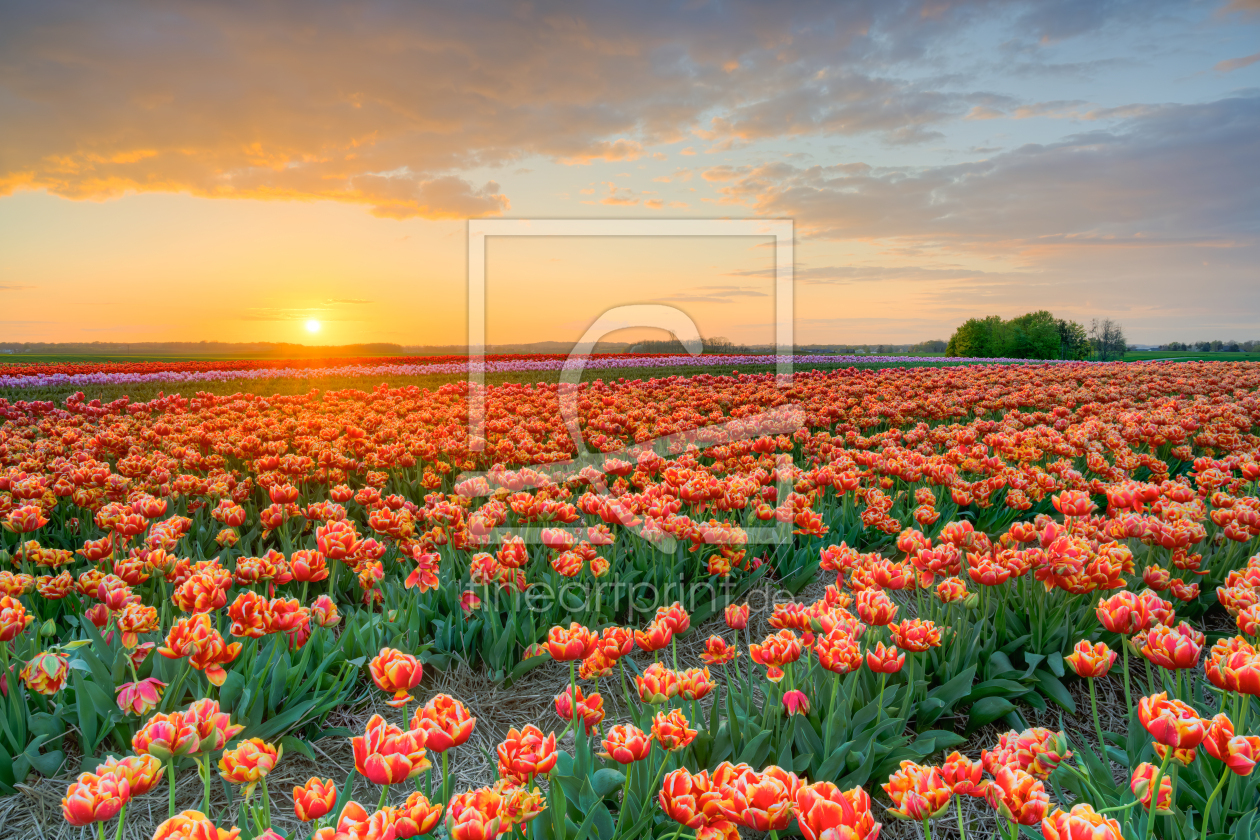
[944,312,1127,361]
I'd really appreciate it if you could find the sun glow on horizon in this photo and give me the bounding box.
[305,319,321,333]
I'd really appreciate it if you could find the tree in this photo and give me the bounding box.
[1056,319,1091,360]
[1006,310,1061,359]
[946,316,1006,357]
[1089,318,1127,361]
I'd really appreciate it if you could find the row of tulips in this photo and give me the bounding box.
[59,592,1260,839]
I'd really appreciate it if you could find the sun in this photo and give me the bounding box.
[305,319,321,333]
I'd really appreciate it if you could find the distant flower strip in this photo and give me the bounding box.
[0,353,1099,389]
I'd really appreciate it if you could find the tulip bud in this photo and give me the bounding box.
[782,690,810,716]
[293,777,337,822]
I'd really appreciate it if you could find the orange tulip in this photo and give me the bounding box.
[310,594,340,628]
[353,714,431,786]
[293,777,338,822]
[218,738,280,798]
[982,728,1071,780]
[1065,640,1116,678]
[546,622,597,661]
[935,576,970,604]
[132,711,199,761]
[1040,804,1124,840]
[984,766,1048,825]
[153,809,241,840]
[159,613,243,686]
[447,786,506,840]
[633,619,674,654]
[635,662,682,704]
[227,590,274,638]
[659,768,710,829]
[0,595,33,642]
[369,647,425,708]
[652,708,698,752]
[1130,762,1173,813]
[889,619,941,653]
[814,629,863,674]
[750,630,803,682]
[1153,742,1197,766]
[882,761,951,821]
[865,642,905,674]
[1138,692,1208,748]
[724,603,749,630]
[21,650,69,695]
[496,725,557,784]
[410,694,476,752]
[554,684,605,732]
[1095,591,1140,635]
[396,791,444,839]
[1141,621,1205,671]
[316,520,360,559]
[941,751,986,797]
[186,698,245,752]
[1205,636,1260,696]
[89,758,157,804]
[114,602,159,648]
[792,781,880,840]
[600,723,652,764]
[116,678,166,716]
[656,602,691,634]
[679,667,714,701]
[1202,713,1260,775]
[855,589,898,626]
[598,626,635,659]
[62,767,131,826]
[700,635,739,665]
[718,765,799,831]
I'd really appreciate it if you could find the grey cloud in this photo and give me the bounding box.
[0,0,1186,216]
[711,95,1260,244]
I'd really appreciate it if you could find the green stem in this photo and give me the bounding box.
[1098,801,1140,814]
[955,794,966,840]
[875,673,887,727]
[200,753,211,814]
[923,818,931,840]
[1120,638,1134,714]
[261,775,272,829]
[1088,678,1107,756]
[1144,747,1173,840]
[113,803,127,840]
[442,749,450,805]
[822,672,839,757]
[167,759,177,818]
[1200,765,1230,840]
[612,760,632,840]
[377,783,390,811]
[635,748,670,826]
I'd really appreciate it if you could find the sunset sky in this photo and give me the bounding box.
[2,1,1258,347]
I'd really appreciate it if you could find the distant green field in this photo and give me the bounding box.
[1122,350,1260,362]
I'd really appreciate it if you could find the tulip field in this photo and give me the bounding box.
[1,358,1260,839]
